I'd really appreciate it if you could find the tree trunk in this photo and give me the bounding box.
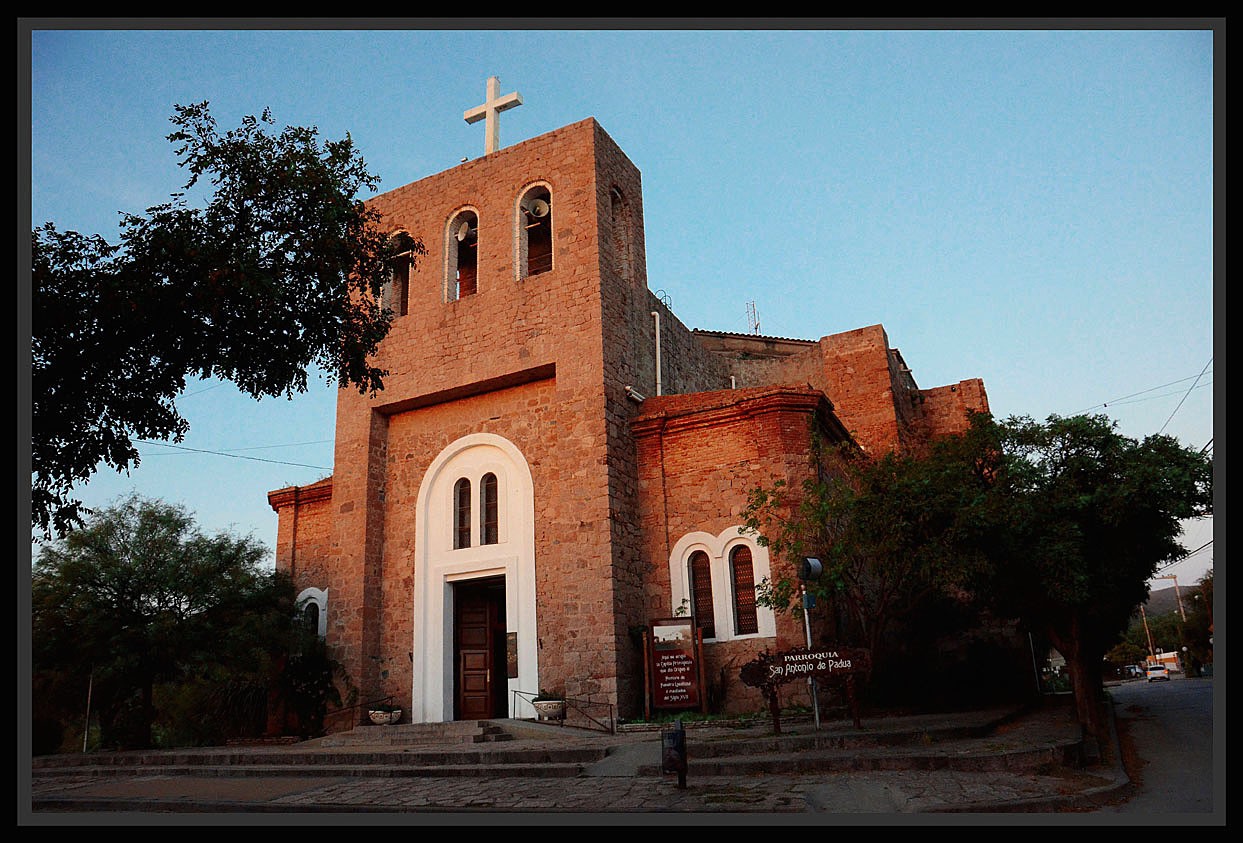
[1048,619,1105,763]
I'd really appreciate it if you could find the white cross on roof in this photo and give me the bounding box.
[464,76,523,156]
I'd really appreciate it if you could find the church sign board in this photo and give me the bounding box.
[649,618,702,710]
[740,647,871,732]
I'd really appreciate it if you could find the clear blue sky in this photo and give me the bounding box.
[25,22,1218,588]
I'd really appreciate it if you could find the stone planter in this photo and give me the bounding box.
[532,700,565,721]
[368,709,401,725]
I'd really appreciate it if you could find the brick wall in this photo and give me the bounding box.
[271,119,666,716]
[267,116,991,723]
[633,386,845,712]
[692,326,988,456]
[918,378,991,439]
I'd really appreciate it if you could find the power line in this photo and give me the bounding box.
[137,439,331,471]
[1095,380,1212,410]
[1159,357,1213,435]
[1074,369,1213,415]
[220,439,333,453]
[1155,540,1213,573]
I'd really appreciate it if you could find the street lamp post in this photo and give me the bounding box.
[799,558,823,730]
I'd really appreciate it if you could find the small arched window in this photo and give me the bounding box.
[517,185,553,279]
[385,230,418,317]
[446,210,479,301]
[295,587,328,639]
[454,478,472,549]
[688,550,715,640]
[730,545,759,636]
[481,473,499,545]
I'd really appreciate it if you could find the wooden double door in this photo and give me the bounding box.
[453,577,508,720]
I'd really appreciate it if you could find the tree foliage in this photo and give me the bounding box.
[32,102,423,536]
[31,495,298,749]
[744,412,1213,743]
[1182,570,1215,670]
[743,422,997,667]
[979,414,1212,746]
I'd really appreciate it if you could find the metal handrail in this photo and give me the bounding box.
[323,695,394,731]
[512,690,616,735]
[566,696,615,735]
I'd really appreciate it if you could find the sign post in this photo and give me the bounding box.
[801,585,820,730]
[799,556,824,730]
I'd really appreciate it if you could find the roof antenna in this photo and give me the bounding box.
[746,301,760,335]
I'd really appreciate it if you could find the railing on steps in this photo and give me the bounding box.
[512,690,616,735]
[323,695,395,733]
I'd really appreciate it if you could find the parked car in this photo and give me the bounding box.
[1146,664,1171,682]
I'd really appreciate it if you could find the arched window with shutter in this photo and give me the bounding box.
[480,472,499,545]
[688,549,716,640]
[454,478,472,549]
[730,545,759,636]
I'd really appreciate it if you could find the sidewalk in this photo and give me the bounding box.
[26,700,1131,819]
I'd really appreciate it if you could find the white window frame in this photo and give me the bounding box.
[668,527,776,642]
[295,586,328,639]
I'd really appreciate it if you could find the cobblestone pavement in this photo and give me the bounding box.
[26,702,1129,819]
[29,766,1121,816]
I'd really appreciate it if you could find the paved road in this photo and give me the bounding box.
[1098,675,1218,818]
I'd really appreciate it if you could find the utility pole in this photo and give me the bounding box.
[1140,604,1156,661]
[1156,574,1187,623]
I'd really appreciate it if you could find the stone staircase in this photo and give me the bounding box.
[30,706,1088,784]
[311,719,516,747]
[31,719,608,781]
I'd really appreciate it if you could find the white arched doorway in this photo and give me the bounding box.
[411,433,538,722]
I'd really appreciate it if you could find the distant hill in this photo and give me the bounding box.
[1143,585,1184,618]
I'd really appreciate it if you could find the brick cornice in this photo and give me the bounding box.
[632,386,834,439]
[268,477,334,512]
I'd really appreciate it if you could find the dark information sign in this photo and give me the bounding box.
[740,647,871,732]
[650,619,701,709]
[764,648,868,683]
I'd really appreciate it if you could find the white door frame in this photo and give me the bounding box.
[411,433,539,722]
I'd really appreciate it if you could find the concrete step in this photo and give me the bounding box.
[32,760,590,780]
[31,707,1086,782]
[313,719,507,748]
[32,744,607,771]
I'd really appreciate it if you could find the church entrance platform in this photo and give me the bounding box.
[29,703,1131,815]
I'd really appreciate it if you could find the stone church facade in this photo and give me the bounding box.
[267,117,989,725]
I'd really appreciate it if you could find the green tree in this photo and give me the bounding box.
[32,102,423,537]
[1104,635,1148,672]
[978,414,1212,750]
[742,422,997,678]
[31,495,298,749]
[744,412,1212,747]
[1182,570,1214,671]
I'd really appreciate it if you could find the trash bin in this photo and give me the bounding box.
[661,720,687,788]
